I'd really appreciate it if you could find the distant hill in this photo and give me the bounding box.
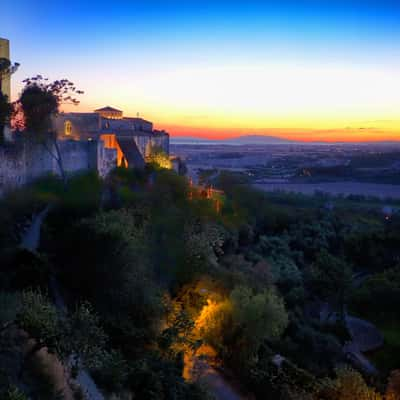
[224,135,293,144]
[170,137,217,144]
[171,135,294,145]
[170,135,400,146]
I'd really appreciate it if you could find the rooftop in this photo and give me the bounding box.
[94,106,123,113]
[123,117,152,125]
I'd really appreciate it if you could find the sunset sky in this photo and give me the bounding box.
[2,0,400,141]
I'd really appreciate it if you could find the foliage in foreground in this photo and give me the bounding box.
[0,168,399,398]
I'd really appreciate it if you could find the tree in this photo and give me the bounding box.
[0,58,19,143]
[17,75,83,186]
[0,58,19,93]
[307,250,352,323]
[61,301,107,371]
[56,208,163,348]
[4,387,28,400]
[316,367,383,400]
[230,286,289,344]
[0,292,21,331]
[17,290,60,358]
[352,266,400,317]
[147,145,172,169]
[91,350,129,393]
[17,290,106,374]
[197,286,289,364]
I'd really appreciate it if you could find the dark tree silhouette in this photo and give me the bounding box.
[17,75,83,186]
[0,58,19,92]
[0,58,19,142]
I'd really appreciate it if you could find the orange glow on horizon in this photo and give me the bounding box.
[61,104,400,143]
[159,123,400,143]
[58,60,400,143]
[62,102,400,142]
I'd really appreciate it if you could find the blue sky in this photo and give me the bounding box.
[2,0,400,140]
[5,1,400,65]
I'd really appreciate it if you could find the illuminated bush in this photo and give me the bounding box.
[147,146,172,169]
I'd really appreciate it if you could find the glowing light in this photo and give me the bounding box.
[100,134,127,167]
[146,149,172,169]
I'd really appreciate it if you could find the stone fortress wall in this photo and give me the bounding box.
[55,107,170,167]
[0,139,117,196]
[0,39,169,196]
[0,106,170,196]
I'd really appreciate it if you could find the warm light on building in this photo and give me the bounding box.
[100,134,127,167]
[94,106,123,120]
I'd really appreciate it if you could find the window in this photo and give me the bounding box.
[64,120,72,136]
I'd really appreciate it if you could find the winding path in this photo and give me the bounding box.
[344,315,383,375]
[185,351,247,400]
[20,205,51,251]
[21,207,105,400]
[201,368,246,400]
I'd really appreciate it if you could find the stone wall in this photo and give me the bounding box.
[54,113,101,141]
[133,133,169,159]
[0,139,117,196]
[0,145,27,195]
[97,144,119,178]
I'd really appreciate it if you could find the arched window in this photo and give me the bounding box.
[64,120,72,136]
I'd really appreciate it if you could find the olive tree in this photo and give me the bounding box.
[17,290,106,374]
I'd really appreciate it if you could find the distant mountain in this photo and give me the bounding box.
[224,135,293,144]
[171,135,294,145]
[170,136,216,144]
[170,135,400,146]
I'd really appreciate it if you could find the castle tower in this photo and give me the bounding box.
[0,38,11,99]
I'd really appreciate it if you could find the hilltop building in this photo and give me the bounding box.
[0,38,170,196]
[55,106,169,169]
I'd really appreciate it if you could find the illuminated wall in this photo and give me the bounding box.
[100,134,126,167]
[95,107,123,120]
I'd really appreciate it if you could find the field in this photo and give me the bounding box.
[254,181,400,200]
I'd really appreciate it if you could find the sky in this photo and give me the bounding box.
[2,0,400,141]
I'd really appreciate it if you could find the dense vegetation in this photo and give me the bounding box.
[0,166,399,399]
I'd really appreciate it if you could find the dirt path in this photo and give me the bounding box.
[185,349,247,400]
[20,206,105,400]
[20,205,51,251]
[200,367,246,400]
[344,315,383,375]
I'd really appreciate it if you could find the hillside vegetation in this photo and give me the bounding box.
[0,167,399,399]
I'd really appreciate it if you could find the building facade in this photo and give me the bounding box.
[0,38,170,196]
[55,106,169,169]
